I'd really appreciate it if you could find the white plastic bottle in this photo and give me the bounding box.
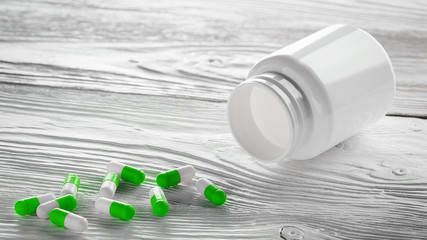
[227,24,395,161]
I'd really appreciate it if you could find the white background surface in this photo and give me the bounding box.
[1,0,426,239]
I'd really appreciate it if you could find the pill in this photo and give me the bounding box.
[99,172,119,198]
[95,197,135,221]
[106,161,145,185]
[156,165,196,188]
[37,194,77,219]
[61,174,80,196]
[15,193,55,216]
[149,187,169,216]
[49,208,88,232]
[196,178,226,206]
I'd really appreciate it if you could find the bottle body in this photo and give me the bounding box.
[228,24,395,161]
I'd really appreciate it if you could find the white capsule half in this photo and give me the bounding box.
[95,197,114,214]
[177,165,196,183]
[61,182,77,197]
[149,186,165,199]
[64,212,88,232]
[99,181,117,199]
[106,161,125,175]
[37,200,59,219]
[195,178,212,194]
[38,193,56,203]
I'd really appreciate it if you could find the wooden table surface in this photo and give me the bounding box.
[1,0,426,239]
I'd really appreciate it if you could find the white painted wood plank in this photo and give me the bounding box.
[0,0,426,116]
[0,0,426,239]
[0,42,425,118]
[1,83,426,239]
[1,0,427,42]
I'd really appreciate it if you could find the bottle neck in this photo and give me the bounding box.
[228,72,311,161]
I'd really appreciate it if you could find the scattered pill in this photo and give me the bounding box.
[99,172,119,198]
[106,161,145,185]
[15,193,55,216]
[49,208,88,232]
[95,197,135,221]
[37,194,77,219]
[196,178,226,206]
[60,174,80,196]
[156,165,196,188]
[149,187,169,216]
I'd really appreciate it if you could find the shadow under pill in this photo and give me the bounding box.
[132,205,152,219]
[114,182,141,194]
[16,217,90,240]
[95,214,135,228]
[164,186,197,204]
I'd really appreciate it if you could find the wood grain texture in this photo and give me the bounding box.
[1,83,427,239]
[0,0,426,117]
[0,42,425,117]
[0,0,426,239]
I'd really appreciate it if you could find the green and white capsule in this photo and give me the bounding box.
[196,178,226,206]
[50,208,88,232]
[95,197,135,221]
[36,194,77,219]
[99,172,119,198]
[15,193,55,216]
[61,174,80,196]
[149,187,169,216]
[106,161,145,185]
[156,165,196,188]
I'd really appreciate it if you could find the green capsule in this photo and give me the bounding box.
[149,187,169,216]
[196,178,226,206]
[15,193,55,216]
[95,197,135,221]
[204,184,227,206]
[57,194,78,210]
[37,194,77,219]
[156,165,195,188]
[121,166,144,184]
[50,208,67,228]
[50,208,88,232]
[61,174,80,196]
[64,174,80,188]
[106,161,145,185]
[99,172,120,198]
[103,172,119,186]
[156,170,180,188]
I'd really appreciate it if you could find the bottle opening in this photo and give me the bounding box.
[228,80,294,161]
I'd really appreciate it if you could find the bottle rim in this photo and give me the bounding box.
[227,72,308,162]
